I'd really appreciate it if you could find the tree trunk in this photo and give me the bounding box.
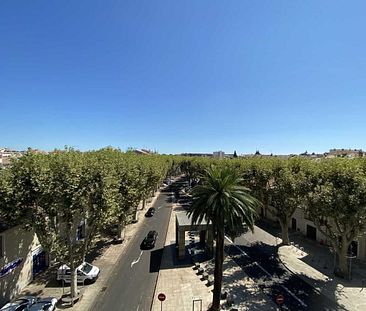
[67,224,78,298]
[336,236,350,278]
[279,219,290,245]
[70,265,78,298]
[260,193,267,218]
[211,231,224,311]
[142,198,146,209]
[117,224,125,240]
[133,208,138,222]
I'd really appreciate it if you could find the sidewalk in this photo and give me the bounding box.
[19,189,163,311]
[152,204,277,311]
[249,221,366,311]
[151,203,213,311]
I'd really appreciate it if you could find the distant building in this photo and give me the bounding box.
[180,153,212,157]
[0,148,23,168]
[213,151,225,159]
[325,149,364,158]
[299,151,324,159]
[132,149,155,155]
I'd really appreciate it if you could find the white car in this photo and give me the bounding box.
[57,262,99,284]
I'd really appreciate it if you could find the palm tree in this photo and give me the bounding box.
[188,166,261,311]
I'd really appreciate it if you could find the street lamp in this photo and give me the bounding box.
[346,253,357,280]
[329,247,337,272]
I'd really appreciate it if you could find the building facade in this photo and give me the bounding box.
[289,208,366,261]
[0,225,48,306]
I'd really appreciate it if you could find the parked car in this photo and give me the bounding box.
[57,262,99,284]
[28,297,57,311]
[145,207,155,217]
[141,230,158,249]
[0,296,37,311]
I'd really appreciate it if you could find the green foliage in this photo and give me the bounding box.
[188,165,261,310]
[306,159,366,276]
[0,149,173,262]
[189,166,260,234]
[3,150,366,280]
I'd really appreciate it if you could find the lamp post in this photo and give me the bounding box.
[329,247,336,272]
[346,253,356,280]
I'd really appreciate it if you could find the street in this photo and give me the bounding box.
[91,179,186,311]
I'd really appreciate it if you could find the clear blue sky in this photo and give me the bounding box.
[1,1,366,154]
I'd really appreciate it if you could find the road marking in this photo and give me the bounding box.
[157,205,163,210]
[224,235,307,308]
[131,251,143,268]
[136,305,140,311]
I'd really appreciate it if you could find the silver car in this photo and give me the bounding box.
[0,296,37,311]
[28,297,57,311]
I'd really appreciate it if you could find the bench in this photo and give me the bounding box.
[194,262,200,269]
[197,267,204,275]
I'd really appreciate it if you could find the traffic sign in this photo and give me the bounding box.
[158,293,166,302]
[276,294,285,305]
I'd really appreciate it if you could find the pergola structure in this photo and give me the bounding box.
[175,212,214,260]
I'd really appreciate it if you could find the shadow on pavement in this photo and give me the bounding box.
[85,238,113,263]
[149,244,194,273]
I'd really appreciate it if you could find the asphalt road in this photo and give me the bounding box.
[92,179,186,311]
[225,235,344,311]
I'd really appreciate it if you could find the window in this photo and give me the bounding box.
[76,220,85,241]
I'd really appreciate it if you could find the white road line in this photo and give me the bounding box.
[131,251,143,268]
[224,235,307,308]
[157,205,163,210]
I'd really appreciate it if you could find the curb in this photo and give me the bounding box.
[149,204,173,311]
[150,177,183,311]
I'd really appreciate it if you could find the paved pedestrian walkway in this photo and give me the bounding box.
[151,204,213,311]
[152,204,277,311]
[247,221,366,311]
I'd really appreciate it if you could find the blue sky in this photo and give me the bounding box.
[1,1,366,154]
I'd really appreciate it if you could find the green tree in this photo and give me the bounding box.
[180,158,209,186]
[189,166,260,311]
[307,159,366,277]
[267,158,310,245]
[0,150,118,298]
[240,157,274,218]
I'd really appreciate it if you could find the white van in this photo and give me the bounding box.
[57,262,100,284]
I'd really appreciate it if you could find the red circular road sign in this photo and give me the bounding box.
[158,293,166,301]
[276,294,285,305]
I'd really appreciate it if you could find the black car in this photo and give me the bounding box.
[145,207,155,217]
[142,230,158,249]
